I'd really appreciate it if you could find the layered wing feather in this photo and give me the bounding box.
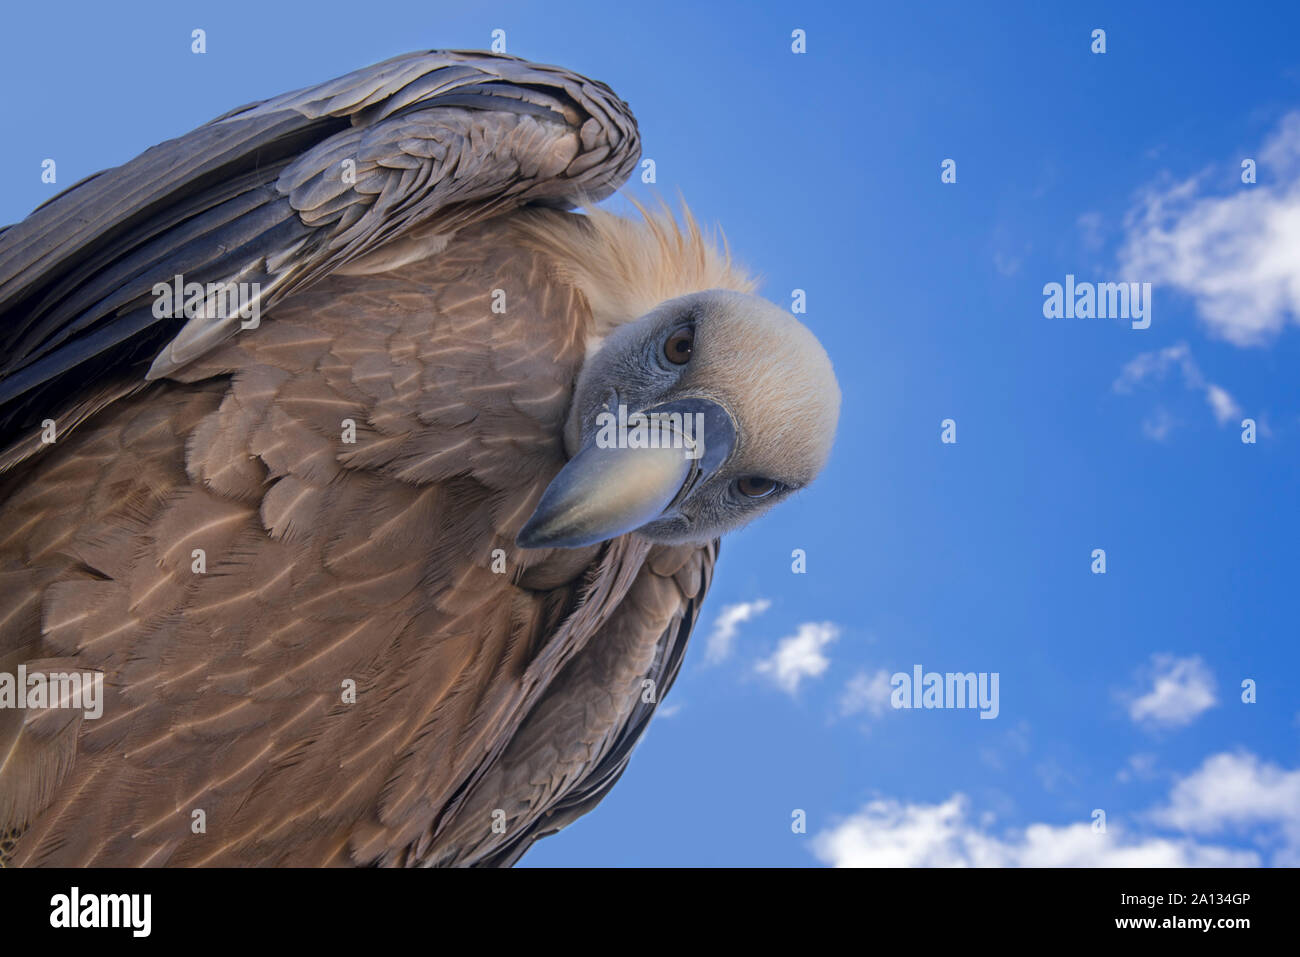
[0,50,639,445]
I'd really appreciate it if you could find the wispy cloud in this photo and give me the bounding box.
[1126,653,1218,730]
[1113,342,1198,393]
[1113,342,1242,433]
[703,599,770,664]
[838,669,894,718]
[755,622,838,695]
[1120,112,1300,346]
[1116,752,1160,784]
[1204,383,1242,424]
[1141,406,1178,441]
[979,721,1032,772]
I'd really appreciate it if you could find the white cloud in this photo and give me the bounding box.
[755,621,838,695]
[1120,112,1300,345]
[1141,407,1177,441]
[1113,341,1198,393]
[1204,383,1242,425]
[811,794,1257,868]
[838,669,894,718]
[703,599,770,664]
[1127,654,1218,729]
[1149,752,1300,864]
[1113,342,1242,432]
[813,751,1300,867]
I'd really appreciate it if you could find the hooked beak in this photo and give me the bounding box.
[516,397,735,549]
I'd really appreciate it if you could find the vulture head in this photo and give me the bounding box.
[518,289,840,548]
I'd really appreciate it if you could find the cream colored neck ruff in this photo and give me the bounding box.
[511,199,757,344]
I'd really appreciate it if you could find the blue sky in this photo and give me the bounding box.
[4,1,1298,866]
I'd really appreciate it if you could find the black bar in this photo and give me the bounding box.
[0,866,1284,942]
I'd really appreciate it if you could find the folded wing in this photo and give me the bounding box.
[0,50,639,444]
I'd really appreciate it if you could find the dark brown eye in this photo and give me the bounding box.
[736,476,777,499]
[663,326,694,365]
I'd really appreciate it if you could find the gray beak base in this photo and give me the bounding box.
[516,397,734,549]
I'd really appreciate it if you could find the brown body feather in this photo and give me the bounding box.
[0,212,724,866]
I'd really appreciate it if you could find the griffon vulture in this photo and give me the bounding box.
[0,51,839,866]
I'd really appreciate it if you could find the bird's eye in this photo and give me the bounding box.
[663,326,695,365]
[735,476,778,499]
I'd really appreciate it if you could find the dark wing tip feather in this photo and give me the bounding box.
[474,540,718,867]
[0,50,640,448]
